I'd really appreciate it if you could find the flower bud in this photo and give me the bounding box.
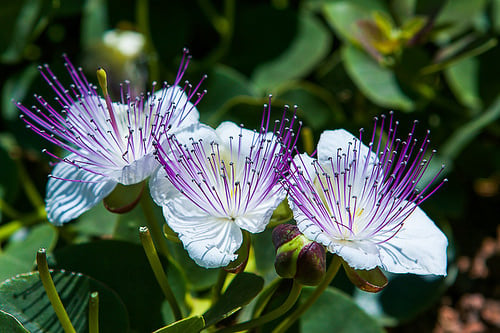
[272,224,326,286]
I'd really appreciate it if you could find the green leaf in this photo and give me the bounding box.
[445,57,482,110]
[342,44,414,111]
[52,240,186,332]
[300,287,384,333]
[153,316,204,333]
[0,224,57,282]
[0,270,129,332]
[0,310,29,333]
[203,272,264,327]
[202,65,258,126]
[322,0,389,43]
[251,13,332,92]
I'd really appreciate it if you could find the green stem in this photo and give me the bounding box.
[441,94,500,161]
[139,226,183,321]
[36,249,76,333]
[216,280,302,333]
[199,0,235,65]
[89,292,99,333]
[0,210,46,242]
[0,198,20,219]
[420,94,500,185]
[139,190,172,261]
[272,256,342,333]
[16,159,44,210]
[211,269,228,304]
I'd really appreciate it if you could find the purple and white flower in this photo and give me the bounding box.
[16,50,205,225]
[150,101,299,268]
[283,114,448,275]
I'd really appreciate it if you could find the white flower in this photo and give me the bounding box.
[284,114,448,275]
[16,51,205,225]
[150,103,298,268]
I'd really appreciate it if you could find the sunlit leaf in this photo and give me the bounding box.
[0,224,57,282]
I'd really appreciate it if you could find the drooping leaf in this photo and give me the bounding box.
[342,44,414,111]
[0,271,129,332]
[203,272,264,327]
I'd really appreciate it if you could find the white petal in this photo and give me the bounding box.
[377,206,448,275]
[291,199,382,270]
[317,129,375,167]
[173,122,218,146]
[108,153,159,185]
[149,167,179,207]
[162,194,242,268]
[235,185,286,233]
[216,121,276,159]
[46,159,117,226]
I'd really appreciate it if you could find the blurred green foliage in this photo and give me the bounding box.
[0,0,499,332]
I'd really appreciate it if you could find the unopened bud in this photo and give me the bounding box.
[272,224,326,286]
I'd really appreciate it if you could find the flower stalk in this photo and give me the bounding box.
[36,248,76,333]
[140,189,172,261]
[216,280,302,333]
[272,255,342,333]
[139,226,183,321]
[89,291,99,333]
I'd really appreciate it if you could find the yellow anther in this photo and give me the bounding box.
[96,68,109,97]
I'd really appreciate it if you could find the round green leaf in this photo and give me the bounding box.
[342,44,415,111]
[300,287,384,333]
[0,270,129,332]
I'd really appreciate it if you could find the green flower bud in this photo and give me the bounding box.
[272,224,326,286]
